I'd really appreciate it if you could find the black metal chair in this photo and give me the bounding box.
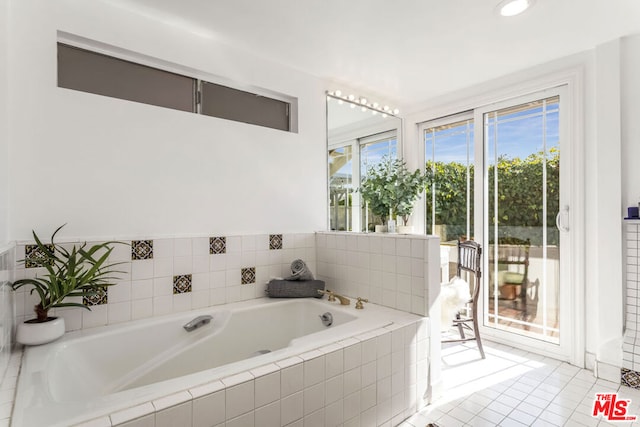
[442,239,485,359]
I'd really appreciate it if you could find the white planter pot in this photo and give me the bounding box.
[16,317,65,346]
[398,225,415,234]
[374,225,388,233]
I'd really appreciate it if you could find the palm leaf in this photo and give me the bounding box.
[11,225,127,320]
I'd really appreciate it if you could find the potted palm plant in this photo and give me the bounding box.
[12,224,124,345]
[360,157,428,233]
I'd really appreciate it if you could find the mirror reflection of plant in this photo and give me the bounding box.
[360,157,428,226]
[11,225,126,322]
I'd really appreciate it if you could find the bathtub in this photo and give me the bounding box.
[12,297,427,427]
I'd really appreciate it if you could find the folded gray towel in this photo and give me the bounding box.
[265,279,325,298]
[284,259,315,281]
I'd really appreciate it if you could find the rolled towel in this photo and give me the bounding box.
[284,259,315,281]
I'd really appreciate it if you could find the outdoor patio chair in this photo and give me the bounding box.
[493,238,531,319]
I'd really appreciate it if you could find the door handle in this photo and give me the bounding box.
[556,206,569,232]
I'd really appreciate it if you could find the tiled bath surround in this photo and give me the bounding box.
[75,318,428,427]
[315,232,441,318]
[0,244,16,427]
[623,222,640,386]
[315,231,443,408]
[7,231,441,426]
[12,233,316,331]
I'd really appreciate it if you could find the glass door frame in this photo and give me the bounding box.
[474,85,577,362]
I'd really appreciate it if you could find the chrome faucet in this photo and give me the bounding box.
[317,289,351,305]
[183,315,213,332]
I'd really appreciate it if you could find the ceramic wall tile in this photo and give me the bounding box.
[315,232,438,316]
[131,240,153,260]
[241,267,255,285]
[269,234,283,250]
[173,274,192,294]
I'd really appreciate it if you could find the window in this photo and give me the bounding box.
[58,43,196,112]
[328,146,354,231]
[57,42,295,132]
[201,82,290,131]
[423,115,474,242]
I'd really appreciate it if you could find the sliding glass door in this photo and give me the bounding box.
[481,94,562,345]
[424,86,573,359]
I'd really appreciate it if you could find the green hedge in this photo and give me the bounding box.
[426,149,559,245]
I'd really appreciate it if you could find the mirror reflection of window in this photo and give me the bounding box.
[360,132,398,232]
[329,146,353,231]
[326,94,402,232]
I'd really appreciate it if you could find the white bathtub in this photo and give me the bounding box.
[12,297,425,427]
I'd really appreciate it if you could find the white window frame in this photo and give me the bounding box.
[410,66,584,366]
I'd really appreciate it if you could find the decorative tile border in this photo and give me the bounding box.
[622,368,640,389]
[24,244,54,268]
[241,267,256,285]
[210,237,226,255]
[173,274,192,294]
[83,287,108,306]
[269,234,283,250]
[131,240,153,260]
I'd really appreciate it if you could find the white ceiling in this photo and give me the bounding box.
[109,0,640,109]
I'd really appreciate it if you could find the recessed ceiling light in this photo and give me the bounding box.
[497,0,534,17]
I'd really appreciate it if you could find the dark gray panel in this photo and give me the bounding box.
[58,43,195,112]
[201,81,290,131]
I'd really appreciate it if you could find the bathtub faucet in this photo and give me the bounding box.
[183,315,213,332]
[317,289,350,306]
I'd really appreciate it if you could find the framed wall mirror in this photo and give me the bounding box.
[326,92,402,232]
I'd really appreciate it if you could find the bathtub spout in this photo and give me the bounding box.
[332,293,350,305]
[183,315,213,332]
[317,289,350,305]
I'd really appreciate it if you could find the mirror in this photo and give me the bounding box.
[327,93,402,232]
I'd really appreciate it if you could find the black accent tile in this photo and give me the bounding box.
[25,244,54,268]
[241,267,256,285]
[173,274,192,294]
[131,240,153,260]
[84,287,108,306]
[622,368,640,389]
[210,236,226,255]
[269,234,283,250]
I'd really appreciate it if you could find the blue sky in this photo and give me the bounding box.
[331,100,560,179]
[426,103,560,165]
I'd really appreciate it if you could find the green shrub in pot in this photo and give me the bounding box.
[360,157,428,229]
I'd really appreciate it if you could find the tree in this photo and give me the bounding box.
[425,148,560,245]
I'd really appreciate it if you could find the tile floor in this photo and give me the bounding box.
[400,338,640,426]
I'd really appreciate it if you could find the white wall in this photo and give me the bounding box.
[592,39,623,368]
[621,34,640,210]
[7,0,328,242]
[0,0,9,245]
